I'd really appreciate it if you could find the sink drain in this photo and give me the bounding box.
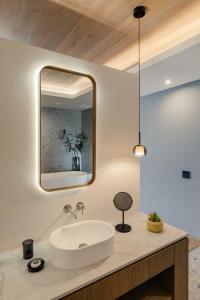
[78,243,88,249]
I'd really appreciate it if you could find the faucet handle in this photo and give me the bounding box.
[63,204,72,213]
[76,202,85,214]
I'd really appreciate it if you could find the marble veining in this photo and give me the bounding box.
[0,213,187,300]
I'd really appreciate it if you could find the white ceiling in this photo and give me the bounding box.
[128,35,200,97]
[41,67,93,98]
[41,91,93,110]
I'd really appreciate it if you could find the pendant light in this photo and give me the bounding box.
[133,6,147,157]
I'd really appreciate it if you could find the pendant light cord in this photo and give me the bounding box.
[133,6,146,155]
[138,17,141,144]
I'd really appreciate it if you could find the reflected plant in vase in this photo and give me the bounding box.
[60,129,88,171]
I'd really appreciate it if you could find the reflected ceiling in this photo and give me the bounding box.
[41,68,92,97]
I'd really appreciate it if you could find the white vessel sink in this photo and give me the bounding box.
[49,220,115,269]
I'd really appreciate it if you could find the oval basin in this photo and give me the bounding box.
[49,220,115,269]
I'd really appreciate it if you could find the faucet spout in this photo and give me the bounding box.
[63,204,77,219]
[70,211,78,219]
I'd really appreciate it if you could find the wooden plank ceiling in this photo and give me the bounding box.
[0,0,200,71]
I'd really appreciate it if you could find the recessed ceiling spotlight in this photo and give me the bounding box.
[165,79,171,85]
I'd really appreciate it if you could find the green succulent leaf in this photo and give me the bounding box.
[148,212,161,222]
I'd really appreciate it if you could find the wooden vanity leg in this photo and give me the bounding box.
[174,238,188,300]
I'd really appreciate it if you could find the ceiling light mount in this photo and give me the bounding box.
[133,6,146,19]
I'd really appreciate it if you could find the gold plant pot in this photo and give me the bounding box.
[147,219,163,233]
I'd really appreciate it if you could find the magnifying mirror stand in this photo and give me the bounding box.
[115,211,132,233]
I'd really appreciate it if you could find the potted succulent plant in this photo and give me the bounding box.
[147,212,163,233]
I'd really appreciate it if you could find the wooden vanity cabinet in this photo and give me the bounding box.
[61,238,188,300]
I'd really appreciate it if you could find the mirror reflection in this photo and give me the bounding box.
[40,67,95,191]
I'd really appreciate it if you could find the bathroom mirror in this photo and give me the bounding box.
[40,66,96,191]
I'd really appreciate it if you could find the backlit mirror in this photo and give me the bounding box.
[40,66,96,191]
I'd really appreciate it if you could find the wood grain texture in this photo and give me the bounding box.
[61,239,188,300]
[62,244,174,300]
[174,238,188,300]
[118,280,172,300]
[0,0,200,70]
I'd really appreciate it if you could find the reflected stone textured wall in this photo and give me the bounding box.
[41,107,93,173]
[82,108,93,173]
[41,108,82,173]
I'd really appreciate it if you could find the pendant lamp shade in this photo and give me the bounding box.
[133,6,147,157]
[133,144,147,157]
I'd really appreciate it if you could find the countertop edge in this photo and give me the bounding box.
[54,233,188,300]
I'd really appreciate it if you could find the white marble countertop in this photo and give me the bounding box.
[0,213,187,300]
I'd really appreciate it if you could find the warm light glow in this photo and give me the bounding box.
[103,2,200,70]
[165,79,171,85]
[133,144,147,157]
[34,66,49,193]
[41,75,93,98]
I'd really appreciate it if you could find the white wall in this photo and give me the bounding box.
[0,38,139,251]
[141,80,200,236]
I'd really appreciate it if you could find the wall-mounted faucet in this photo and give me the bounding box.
[63,204,77,219]
[63,202,85,219]
[76,202,85,214]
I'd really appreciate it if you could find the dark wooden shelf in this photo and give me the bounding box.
[117,281,172,300]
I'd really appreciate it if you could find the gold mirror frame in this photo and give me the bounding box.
[39,66,96,192]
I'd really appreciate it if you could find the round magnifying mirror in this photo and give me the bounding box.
[113,192,133,233]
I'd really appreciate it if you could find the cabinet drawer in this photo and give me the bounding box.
[62,244,174,300]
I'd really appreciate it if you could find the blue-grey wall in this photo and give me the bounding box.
[141,80,200,237]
